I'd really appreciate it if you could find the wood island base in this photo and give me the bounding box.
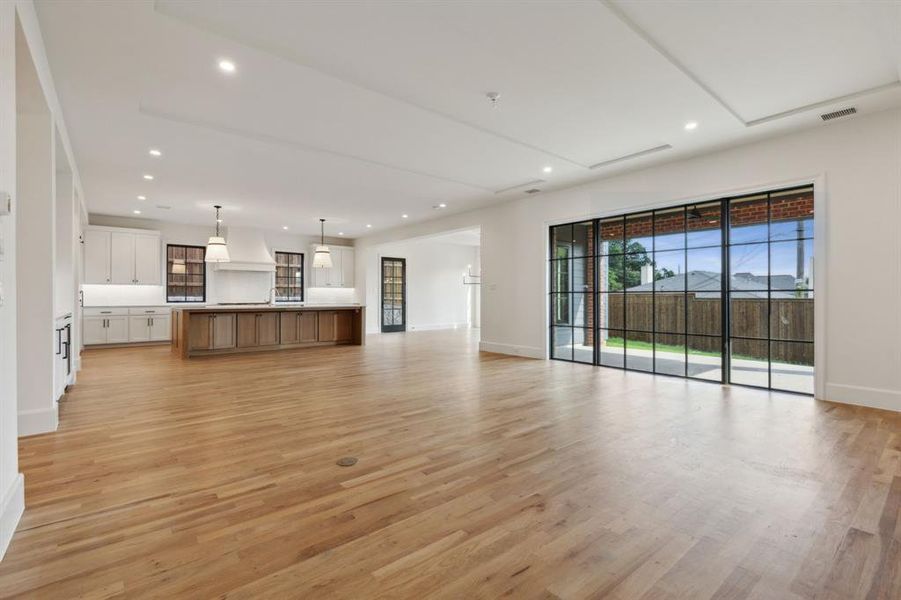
[171,306,365,358]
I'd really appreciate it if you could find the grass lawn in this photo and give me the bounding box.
[587,337,810,366]
[600,337,722,358]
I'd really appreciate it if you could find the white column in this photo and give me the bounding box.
[0,0,24,560]
[15,40,56,436]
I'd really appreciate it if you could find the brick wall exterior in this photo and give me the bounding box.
[557,187,813,355]
[597,189,812,243]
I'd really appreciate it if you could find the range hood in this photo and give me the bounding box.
[213,226,276,272]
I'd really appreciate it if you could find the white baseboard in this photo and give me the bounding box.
[0,473,24,561]
[824,383,901,413]
[18,407,59,437]
[366,323,470,335]
[407,322,469,332]
[479,340,545,359]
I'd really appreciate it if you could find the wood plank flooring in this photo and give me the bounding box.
[1,329,899,599]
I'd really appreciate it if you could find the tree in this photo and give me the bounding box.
[604,241,652,290]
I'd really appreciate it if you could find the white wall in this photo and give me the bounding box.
[84,214,356,306]
[0,0,22,563]
[53,166,72,316]
[16,108,56,437]
[362,239,479,334]
[358,108,901,412]
[0,0,86,559]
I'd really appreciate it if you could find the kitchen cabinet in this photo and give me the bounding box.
[280,311,318,344]
[311,246,354,288]
[128,314,171,343]
[134,234,161,285]
[172,307,363,357]
[83,226,161,285]
[110,232,135,283]
[150,316,170,341]
[84,306,171,345]
[340,247,355,288]
[83,229,111,283]
[335,310,353,342]
[83,314,129,345]
[188,313,236,351]
[317,310,352,342]
[237,312,280,348]
[54,316,72,401]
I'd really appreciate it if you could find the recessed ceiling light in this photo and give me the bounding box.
[282,226,288,230]
[133,210,141,215]
[439,203,447,208]
[338,232,344,236]
[149,149,161,157]
[402,214,408,219]
[218,59,236,74]
[366,224,372,228]
[137,195,146,200]
[684,121,698,131]
[143,174,154,180]
[542,166,553,173]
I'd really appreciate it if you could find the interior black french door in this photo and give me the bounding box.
[549,185,814,395]
[381,257,406,333]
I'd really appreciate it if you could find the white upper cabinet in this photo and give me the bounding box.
[134,234,161,285]
[110,232,135,283]
[340,247,355,288]
[310,245,354,288]
[83,229,111,284]
[84,226,161,285]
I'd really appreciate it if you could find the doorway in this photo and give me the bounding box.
[381,257,406,333]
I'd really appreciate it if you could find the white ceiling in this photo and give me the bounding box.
[35,0,901,237]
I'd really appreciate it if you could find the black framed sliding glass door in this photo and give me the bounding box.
[549,185,814,395]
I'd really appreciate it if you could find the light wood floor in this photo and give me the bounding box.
[1,329,899,599]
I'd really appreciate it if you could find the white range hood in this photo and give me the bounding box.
[214,226,276,272]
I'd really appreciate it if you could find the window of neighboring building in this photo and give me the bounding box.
[274,251,304,302]
[167,244,206,302]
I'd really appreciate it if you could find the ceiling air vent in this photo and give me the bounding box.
[820,107,856,121]
[524,188,541,194]
[494,179,545,194]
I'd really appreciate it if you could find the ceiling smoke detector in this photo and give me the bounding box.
[486,92,500,108]
[820,107,856,121]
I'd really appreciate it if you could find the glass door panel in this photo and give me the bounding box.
[549,185,814,395]
[381,257,406,333]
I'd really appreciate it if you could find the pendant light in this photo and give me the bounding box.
[313,218,333,269]
[205,205,230,263]
[171,259,186,274]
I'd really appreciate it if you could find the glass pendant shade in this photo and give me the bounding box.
[313,218,331,268]
[205,205,230,263]
[205,237,230,262]
[313,245,332,269]
[171,259,186,274]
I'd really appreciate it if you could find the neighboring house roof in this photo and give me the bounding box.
[624,271,802,299]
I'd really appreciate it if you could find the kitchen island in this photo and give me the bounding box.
[171,305,364,358]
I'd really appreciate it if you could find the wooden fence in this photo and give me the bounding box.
[602,294,813,364]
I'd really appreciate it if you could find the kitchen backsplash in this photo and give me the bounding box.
[83,279,358,306]
[306,287,355,304]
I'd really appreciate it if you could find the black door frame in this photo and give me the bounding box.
[381,257,407,333]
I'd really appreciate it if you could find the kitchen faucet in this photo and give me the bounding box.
[267,286,283,304]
